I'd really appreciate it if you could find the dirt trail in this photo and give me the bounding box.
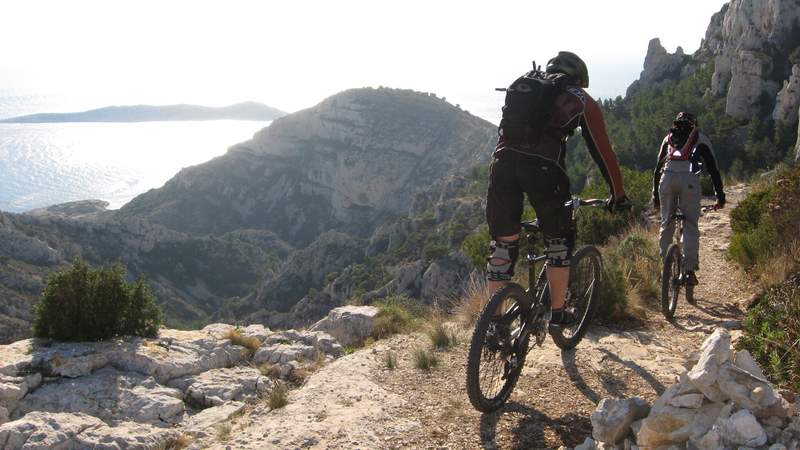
[225,185,756,449]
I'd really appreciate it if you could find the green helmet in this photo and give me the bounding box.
[545,51,589,88]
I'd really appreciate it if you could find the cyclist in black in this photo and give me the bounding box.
[653,112,725,286]
[486,51,630,326]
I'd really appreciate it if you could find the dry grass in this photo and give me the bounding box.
[225,328,261,359]
[168,434,193,449]
[215,422,232,442]
[454,274,489,326]
[425,315,460,350]
[754,240,800,288]
[259,362,281,378]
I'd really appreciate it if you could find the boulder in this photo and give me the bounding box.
[774,65,800,123]
[0,375,28,412]
[0,406,8,425]
[309,305,379,346]
[668,393,705,409]
[72,420,181,449]
[717,362,782,416]
[722,409,767,447]
[168,367,272,408]
[253,343,317,365]
[591,397,650,444]
[14,367,185,425]
[636,403,724,447]
[734,349,768,380]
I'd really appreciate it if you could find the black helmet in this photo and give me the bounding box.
[674,111,698,127]
[546,51,589,88]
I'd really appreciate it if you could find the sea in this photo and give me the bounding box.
[0,91,270,212]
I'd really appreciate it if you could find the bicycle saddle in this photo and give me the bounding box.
[521,219,540,232]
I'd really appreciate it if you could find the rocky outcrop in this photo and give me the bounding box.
[0,324,346,449]
[699,0,800,118]
[309,306,380,346]
[581,328,800,449]
[775,65,800,123]
[119,87,496,245]
[626,39,691,97]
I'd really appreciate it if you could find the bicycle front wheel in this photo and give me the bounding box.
[550,245,603,350]
[661,244,682,320]
[466,283,531,413]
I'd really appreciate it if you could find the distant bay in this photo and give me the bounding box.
[0,119,268,212]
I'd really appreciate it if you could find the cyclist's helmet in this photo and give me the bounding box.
[546,51,589,88]
[674,111,698,128]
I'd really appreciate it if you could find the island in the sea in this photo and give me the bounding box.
[0,101,286,123]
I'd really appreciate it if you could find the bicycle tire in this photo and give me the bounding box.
[466,283,531,412]
[550,246,603,350]
[661,244,682,320]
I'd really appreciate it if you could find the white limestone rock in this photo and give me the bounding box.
[168,367,272,408]
[309,305,380,346]
[253,343,317,366]
[591,397,650,444]
[0,406,8,425]
[72,420,181,449]
[717,362,782,416]
[184,401,246,437]
[0,375,29,412]
[0,411,103,450]
[668,393,705,409]
[14,367,185,425]
[687,328,731,403]
[734,349,768,380]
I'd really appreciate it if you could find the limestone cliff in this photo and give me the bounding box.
[119,87,496,246]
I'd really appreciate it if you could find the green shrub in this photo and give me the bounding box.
[729,166,800,272]
[33,259,163,341]
[426,318,459,349]
[576,168,652,245]
[461,225,490,270]
[372,295,428,339]
[267,382,289,409]
[736,273,800,392]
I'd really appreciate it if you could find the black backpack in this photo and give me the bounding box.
[497,65,569,143]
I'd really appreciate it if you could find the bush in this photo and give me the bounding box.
[267,382,289,409]
[33,259,163,341]
[729,166,800,275]
[736,273,800,392]
[426,317,459,349]
[413,347,439,371]
[225,328,261,359]
[372,296,428,339]
[576,168,652,245]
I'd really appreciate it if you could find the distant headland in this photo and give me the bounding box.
[0,101,287,123]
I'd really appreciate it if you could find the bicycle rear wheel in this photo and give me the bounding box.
[466,283,531,412]
[661,244,682,320]
[550,246,603,350]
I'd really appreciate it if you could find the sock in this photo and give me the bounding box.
[551,308,565,323]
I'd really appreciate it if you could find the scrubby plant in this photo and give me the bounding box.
[426,316,459,349]
[384,351,398,370]
[413,347,439,371]
[737,273,800,392]
[372,295,428,339]
[33,259,163,341]
[267,382,289,410]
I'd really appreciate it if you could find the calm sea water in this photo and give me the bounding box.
[0,93,268,212]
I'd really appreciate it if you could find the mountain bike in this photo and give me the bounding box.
[660,205,717,319]
[466,197,606,413]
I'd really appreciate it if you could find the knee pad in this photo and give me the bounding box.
[486,239,519,282]
[545,237,572,268]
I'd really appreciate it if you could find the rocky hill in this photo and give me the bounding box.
[119,87,495,245]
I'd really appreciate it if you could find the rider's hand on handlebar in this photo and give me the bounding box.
[606,195,633,213]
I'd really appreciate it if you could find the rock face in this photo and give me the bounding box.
[0,323,346,449]
[774,65,800,123]
[119,87,496,245]
[585,327,800,449]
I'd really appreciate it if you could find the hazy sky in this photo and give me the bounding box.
[1,0,729,123]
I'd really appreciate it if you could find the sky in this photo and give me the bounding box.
[0,0,729,123]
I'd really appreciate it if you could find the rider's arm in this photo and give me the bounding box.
[580,94,626,199]
[653,138,668,199]
[696,139,726,205]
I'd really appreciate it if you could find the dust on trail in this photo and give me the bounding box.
[224,184,756,449]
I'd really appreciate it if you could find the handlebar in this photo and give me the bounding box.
[563,198,606,209]
[701,204,719,213]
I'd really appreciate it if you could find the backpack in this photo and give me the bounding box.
[667,128,699,161]
[497,66,569,143]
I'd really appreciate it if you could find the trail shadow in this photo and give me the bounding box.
[690,298,743,319]
[561,349,600,403]
[597,348,666,395]
[479,401,591,449]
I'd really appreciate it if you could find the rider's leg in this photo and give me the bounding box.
[658,172,678,259]
[547,265,569,310]
[680,172,702,273]
[487,234,520,295]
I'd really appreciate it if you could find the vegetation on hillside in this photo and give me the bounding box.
[33,259,163,341]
